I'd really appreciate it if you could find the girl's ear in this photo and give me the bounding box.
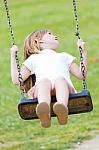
[35,39,43,44]
[35,39,39,44]
[39,40,43,43]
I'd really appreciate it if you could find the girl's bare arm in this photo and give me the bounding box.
[70,39,87,80]
[10,45,31,84]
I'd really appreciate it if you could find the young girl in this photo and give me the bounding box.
[10,29,87,128]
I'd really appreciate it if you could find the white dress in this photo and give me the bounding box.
[23,49,76,91]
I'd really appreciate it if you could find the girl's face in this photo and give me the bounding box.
[40,32,60,50]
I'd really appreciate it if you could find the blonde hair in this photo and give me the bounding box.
[23,29,48,93]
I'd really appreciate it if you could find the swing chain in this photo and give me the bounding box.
[3,0,25,96]
[79,47,86,89]
[3,0,15,45]
[73,0,80,39]
[72,0,87,89]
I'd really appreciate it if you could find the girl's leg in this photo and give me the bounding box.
[37,78,52,106]
[53,77,69,125]
[54,77,69,106]
[36,78,52,128]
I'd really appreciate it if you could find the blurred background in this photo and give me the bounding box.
[0,0,99,149]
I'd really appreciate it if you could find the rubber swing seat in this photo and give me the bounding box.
[18,89,93,120]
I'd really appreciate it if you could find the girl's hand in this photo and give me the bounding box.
[10,45,18,56]
[28,85,37,99]
[77,39,86,51]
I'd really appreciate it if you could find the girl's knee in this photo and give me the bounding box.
[55,77,67,84]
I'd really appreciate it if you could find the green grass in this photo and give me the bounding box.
[0,0,99,149]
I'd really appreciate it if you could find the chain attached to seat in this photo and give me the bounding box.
[3,0,25,96]
[72,0,87,90]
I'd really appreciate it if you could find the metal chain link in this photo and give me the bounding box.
[72,0,87,89]
[3,0,25,96]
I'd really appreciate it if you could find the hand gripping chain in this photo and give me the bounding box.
[73,0,87,89]
[3,0,25,96]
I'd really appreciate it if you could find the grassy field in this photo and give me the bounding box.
[0,0,99,149]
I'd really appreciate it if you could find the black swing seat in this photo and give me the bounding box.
[18,89,93,120]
